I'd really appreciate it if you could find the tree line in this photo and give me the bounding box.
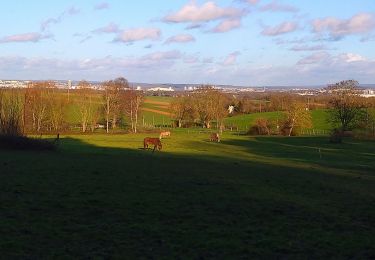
[0,77,143,136]
[169,81,375,137]
[1,79,375,138]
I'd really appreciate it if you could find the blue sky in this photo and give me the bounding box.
[0,0,374,86]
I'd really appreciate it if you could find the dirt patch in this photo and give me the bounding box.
[144,99,170,106]
[141,108,172,116]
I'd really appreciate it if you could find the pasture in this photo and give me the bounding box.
[1,132,374,258]
[224,109,331,132]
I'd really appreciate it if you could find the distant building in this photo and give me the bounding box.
[228,105,235,114]
[148,86,174,92]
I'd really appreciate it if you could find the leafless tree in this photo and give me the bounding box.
[123,88,143,133]
[192,86,228,128]
[46,87,66,132]
[102,77,129,133]
[25,81,54,132]
[169,95,195,128]
[76,80,94,133]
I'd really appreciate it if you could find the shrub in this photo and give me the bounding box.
[247,118,272,135]
[0,135,58,150]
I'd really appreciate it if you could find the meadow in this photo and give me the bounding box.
[1,132,374,258]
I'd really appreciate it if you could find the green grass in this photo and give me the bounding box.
[144,95,173,103]
[225,109,331,131]
[311,109,330,131]
[141,111,172,127]
[224,111,283,130]
[1,133,374,258]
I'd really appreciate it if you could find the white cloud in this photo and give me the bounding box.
[41,6,80,31]
[297,51,330,65]
[164,34,195,44]
[261,21,298,36]
[289,44,329,52]
[260,0,299,13]
[92,23,120,34]
[313,13,375,40]
[338,53,366,63]
[246,0,260,5]
[211,18,241,33]
[114,28,161,43]
[297,52,368,66]
[164,1,245,23]
[223,52,240,65]
[0,32,53,43]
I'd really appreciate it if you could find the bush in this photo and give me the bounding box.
[0,135,58,151]
[247,118,272,135]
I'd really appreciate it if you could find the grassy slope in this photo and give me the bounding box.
[225,109,330,131]
[64,94,173,127]
[1,133,374,258]
[141,96,173,126]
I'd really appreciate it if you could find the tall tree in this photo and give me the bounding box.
[169,95,195,128]
[327,80,366,131]
[123,88,143,133]
[25,81,54,132]
[192,86,228,128]
[76,80,94,133]
[102,77,129,133]
[46,87,66,132]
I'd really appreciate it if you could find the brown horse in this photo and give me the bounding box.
[144,137,162,151]
[210,133,220,142]
[159,131,171,139]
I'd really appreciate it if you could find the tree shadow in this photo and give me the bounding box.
[0,136,374,259]
[221,136,375,176]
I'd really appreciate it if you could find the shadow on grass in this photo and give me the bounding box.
[0,137,374,259]
[221,136,375,176]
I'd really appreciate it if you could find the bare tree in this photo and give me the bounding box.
[169,95,195,128]
[102,77,129,133]
[123,88,143,133]
[25,81,54,132]
[46,87,66,132]
[192,86,227,128]
[76,80,93,133]
[211,90,228,132]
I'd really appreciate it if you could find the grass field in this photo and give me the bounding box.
[1,132,374,258]
[224,109,331,132]
[141,96,172,127]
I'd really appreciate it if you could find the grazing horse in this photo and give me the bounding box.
[144,137,162,151]
[159,131,171,139]
[210,133,220,142]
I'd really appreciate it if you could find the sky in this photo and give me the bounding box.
[0,0,374,86]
